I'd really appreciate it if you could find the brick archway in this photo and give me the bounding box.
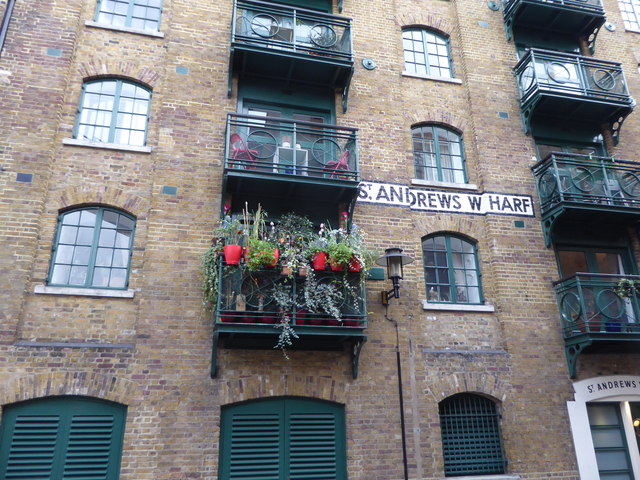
[78,61,160,88]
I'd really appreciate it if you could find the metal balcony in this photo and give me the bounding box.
[514,49,634,143]
[223,113,359,222]
[532,152,640,246]
[229,0,354,111]
[503,0,605,52]
[211,264,367,378]
[554,273,640,377]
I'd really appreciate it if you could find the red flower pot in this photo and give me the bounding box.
[267,249,279,267]
[223,244,243,265]
[330,260,344,272]
[312,252,328,270]
[347,256,362,272]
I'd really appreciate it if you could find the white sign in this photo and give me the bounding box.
[357,181,535,217]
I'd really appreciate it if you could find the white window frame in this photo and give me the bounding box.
[618,0,640,31]
[568,375,640,479]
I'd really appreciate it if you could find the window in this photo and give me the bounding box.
[439,393,506,476]
[587,402,636,479]
[402,28,453,78]
[49,207,135,289]
[219,397,347,480]
[0,396,127,480]
[95,0,162,32]
[412,125,466,183]
[618,0,640,31]
[423,234,482,304]
[75,79,151,146]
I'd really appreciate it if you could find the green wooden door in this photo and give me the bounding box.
[0,396,127,480]
[219,397,346,480]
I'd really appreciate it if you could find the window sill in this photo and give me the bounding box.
[411,178,478,191]
[63,138,152,153]
[422,300,495,312]
[445,475,519,480]
[402,71,462,84]
[34,285,135,298]
[85,21,164,38]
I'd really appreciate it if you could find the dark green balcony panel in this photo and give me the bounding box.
[230,0,354,110]
[503,0,605,52]
[554,273,640,378]
[211,266,367,379]
[532,152,640,246]
[514,49,634,144]
[223,112,359,223]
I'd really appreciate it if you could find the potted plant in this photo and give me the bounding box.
[326,226,353,271]
[243,204,279,271]
[277,213,314,277]
[307,223,329,270]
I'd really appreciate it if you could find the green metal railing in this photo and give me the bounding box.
[232,0,353,63]
[225,113,359,181]
[216,263,367,329]
[532,152,640,216]
[514,48,631,108]
[503,0,604,19]
[554,273,640,339]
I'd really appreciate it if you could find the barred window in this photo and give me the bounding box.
[95,0,162,31]
[402,28,453,78]
[439,394,506,476]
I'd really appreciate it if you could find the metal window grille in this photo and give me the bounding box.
[439,394,506,476]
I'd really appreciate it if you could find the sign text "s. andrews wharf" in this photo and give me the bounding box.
[357,181,535,217]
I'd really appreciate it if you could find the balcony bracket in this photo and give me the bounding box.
[210,329,220,378]
[565,339,592,379]
[541,212,559,248]
[351,337,366,379]
[504,18,513,42]
[338,0,343,13]
[609,112,630,146]
[342,69,354,114]
[585,26,601,55]
[520,103,535,137]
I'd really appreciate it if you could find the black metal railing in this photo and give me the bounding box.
[503,0,604,19]
[232,0,353,63]
[216,263,367,329]
[532,152,640,214]
[514,48,631,107]
[554,273,640,339]
[225,113,359,181]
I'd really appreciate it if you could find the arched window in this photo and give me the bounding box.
[94,0,163,32]
[402,28,453,78]
[0,396,127,480]
[423,234,482,304]
[219,397,347,480]
[412,124,466,183]
[439,393,506,476]
[75,79,151,146]
[48,207,135,289]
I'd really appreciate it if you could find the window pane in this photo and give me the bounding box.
[112,249,129,267]
[95,248,114,267]
[56,245,74,264]
[110,269,127,288]
[59,226,78,244]
[92,267,110,287]
[76,227,94,246]
[99,229,116,247]
[51,265,70,284]
[69,266,88,285]
[72,246,91,265]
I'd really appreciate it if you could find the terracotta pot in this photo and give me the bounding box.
[223,244,243,265]
[311,252,328,270]
[267,249,280,267]
[347,256,362,272]
[298,266,309,277]
[330,260,344,272]
[281,265,293,276]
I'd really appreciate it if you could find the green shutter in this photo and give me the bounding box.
[0,397,126,480]
[220,398,346,480]
[2,415,60,479]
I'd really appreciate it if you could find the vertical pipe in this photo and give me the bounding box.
[0,0,16,56]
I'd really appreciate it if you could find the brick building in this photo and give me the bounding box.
[2,0,640,478]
